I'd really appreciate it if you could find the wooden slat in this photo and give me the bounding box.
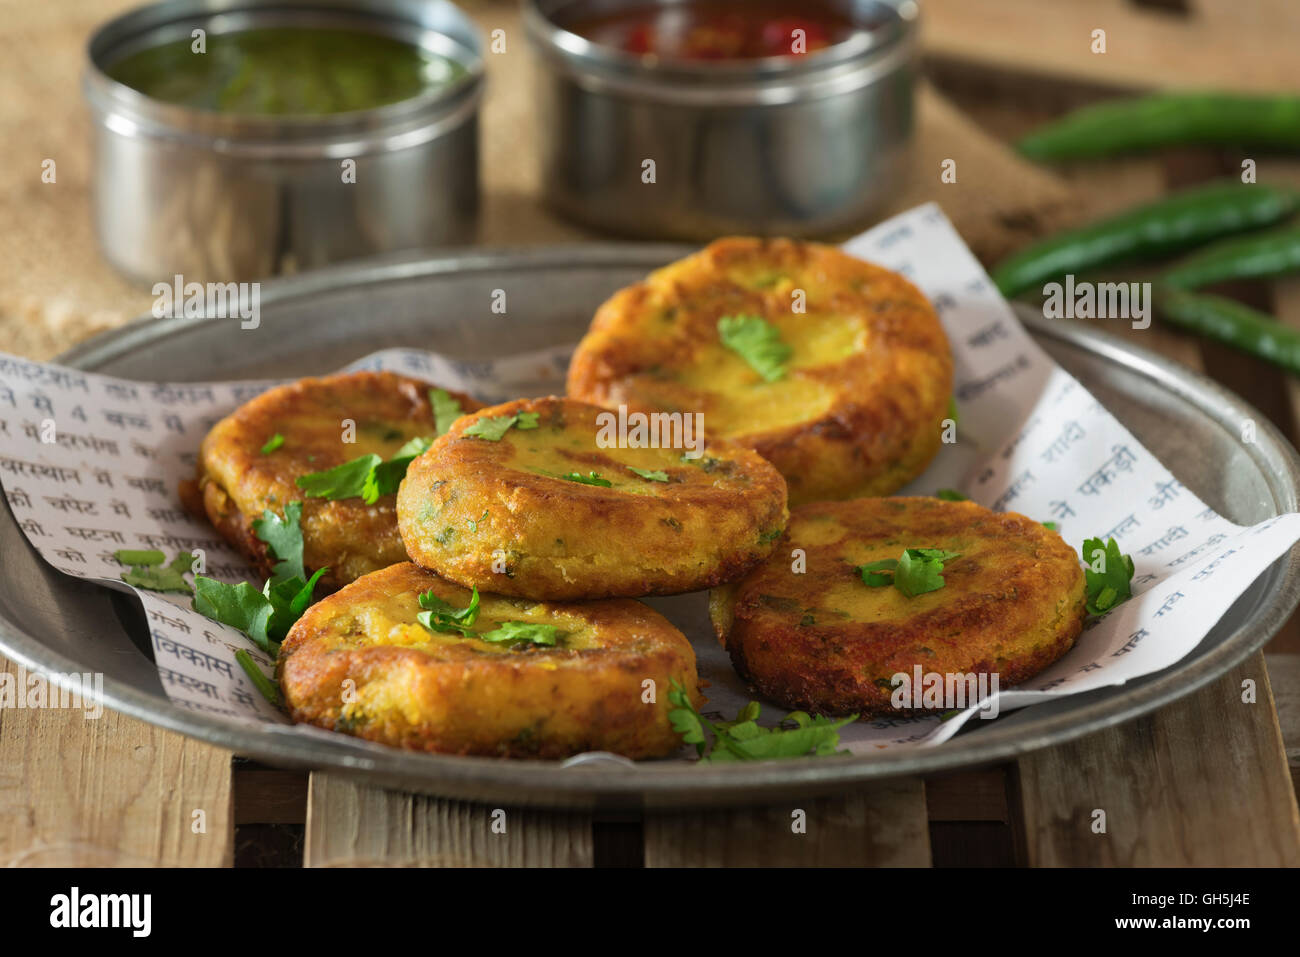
[643,780,931,867]
[0,656,233,866]
[1013,653,1300,865]
[924,768,1010,822]
[900,85,1081,266]
[929,823,1018,867]
[232,760,308,826]
[303,773,594,867]
[1266,652,1300,795]
[923,0,1300,96]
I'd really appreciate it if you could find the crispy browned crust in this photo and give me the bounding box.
[396,396,789,600]
[198,478,277,582]
[709,497,1087,716]
[190,371,480,591]
[566,238,954,505]
[279,562,702,758]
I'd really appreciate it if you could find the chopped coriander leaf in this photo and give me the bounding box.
[715,700,762,729]
[947,396,959,424]
[467,510,488,532]
[627,466,669,482]
[1081,537,1135,616]
[429,388,463,436]
[463,415,520,441]
[362,461,405,503]
[263,567,327,644]
[296,454,381,500]
[193,560,326,654]
[260,433,285,454]
[114,548,164,566]
[858,548,961,597]
[1042,520,1059,532]
[935,488,968,501]
[235,649,281,707]
[392,435,432,459]
[667,680,854,763]
[361,436,432,504]
[895,549,960,597]
[190,503,325,654]
[478,621,563,647]
[907,548,962,562]
[121,549,195,594]
[194,577,276,655]
[668,689,707,756]
[168,549,195,574]
[712,710,855,762]
[717,314,792,383]
[563,471,613,487]
[857,558,898,587]
[417,586,481,637]
[461,410,540,442]
[252,501,307,583]
[297,438,431,505]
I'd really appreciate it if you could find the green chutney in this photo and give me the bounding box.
[107,27,465,116]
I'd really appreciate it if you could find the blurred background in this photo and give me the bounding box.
[15,0,1300,357]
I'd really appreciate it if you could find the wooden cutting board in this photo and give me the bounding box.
[923,0,1300,95]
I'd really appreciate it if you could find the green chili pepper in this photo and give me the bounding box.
[1155,285,1300,376]
[1018,93,1300,161]
[1162,222,1300,289]
[991,181,1299,298]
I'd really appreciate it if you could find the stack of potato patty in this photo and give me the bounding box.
[187,238,1085,759]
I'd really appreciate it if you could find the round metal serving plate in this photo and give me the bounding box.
[5,244,1300,810]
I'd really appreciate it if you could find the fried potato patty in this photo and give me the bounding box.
[709,497,1086,716]
[397,396,789,600]
[566,238,954,505]
[188,371,480,591]
[279,562,702,758]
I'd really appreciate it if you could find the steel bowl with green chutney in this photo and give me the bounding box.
[85,0,484,283]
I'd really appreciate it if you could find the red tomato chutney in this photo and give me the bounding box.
[565,0,869,61]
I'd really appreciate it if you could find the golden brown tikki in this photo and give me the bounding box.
[566,237,954,506]
[184,371,480,591]
[278,562,702,758]
[710,498,1086,717]
[396,396,788,600]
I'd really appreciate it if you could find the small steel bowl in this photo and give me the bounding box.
[85,0,484,284]
[523,0,917,241]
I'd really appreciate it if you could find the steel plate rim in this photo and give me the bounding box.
[4,242,1298,808]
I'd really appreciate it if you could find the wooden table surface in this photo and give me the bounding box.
[2,0,1300,867]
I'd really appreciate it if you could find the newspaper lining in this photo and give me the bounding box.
[2,202,1297,755]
